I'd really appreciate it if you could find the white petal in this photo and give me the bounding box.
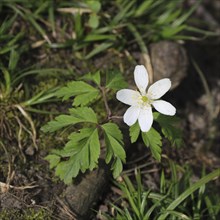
[116,89,141,106]
[138,107,153,132]
[152,100,176,115]
[147,78,171,99]
[134,65,149,95]
[123,106,140,126]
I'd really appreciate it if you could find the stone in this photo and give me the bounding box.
[150,41,188,89]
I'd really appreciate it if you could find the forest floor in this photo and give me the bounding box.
[0,1,220,220]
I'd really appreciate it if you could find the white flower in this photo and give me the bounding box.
[116,65,176,132]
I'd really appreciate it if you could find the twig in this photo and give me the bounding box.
[122,161,155,175]
[0,181,38,193]
[15,116,27,163]
[56,196,77,220]
[108,115,123,120]
[14,104,38,150]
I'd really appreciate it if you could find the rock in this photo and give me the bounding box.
[25,146,35,156]
[63,160,110,219]
[150,41,188,89]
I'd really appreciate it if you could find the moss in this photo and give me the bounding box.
[0,208,52,220]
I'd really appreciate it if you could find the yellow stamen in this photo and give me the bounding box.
[141,96,148,102]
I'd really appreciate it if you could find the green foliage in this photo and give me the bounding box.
[129,114,182,162]
[41,107,97,132]
[158,167,220,220]
[1,0,217,63]
[45,127,102,184]
[52,128,100,184]
[1,1,218,212]
[87,0,101,29]
[129,122,140,143]
[45,154,60,169]
[0,15,24,55]
[154,112,183,147]
[42,106,102,183]
[55,81,99,106]
[88,13,99,29]
[102,123,126,178]
[141,128,162,162]
[0,16,66,154]
[80,71,101,86]
[106,70,128,90]
[41,66,183,183]
[0,208,51,220]
[101,165,220,220]
[41,115,83,133]
[42,71,128,183]
[111,157,124,180]
[86,0,101,13]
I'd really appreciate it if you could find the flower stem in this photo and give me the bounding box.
[99,85,123,122]
[99,86,111,119]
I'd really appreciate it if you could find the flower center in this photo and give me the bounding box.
[141,96,148,103]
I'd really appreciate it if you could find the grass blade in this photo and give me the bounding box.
[84,42,113,59]
[158,169,220,220]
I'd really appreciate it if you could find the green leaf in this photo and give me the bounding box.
[80,71,101,85]
[86,0,101,13]
[25,12,51,43]
[45,154,60,169]
[69,107,97,123]
[84,34,116,42]
[102,123,126,178]
[41,115,82,133]
[55,128,100,184]
[56,81,99,106]
[112,0,135,24]
[102,123,123,144]
[0,65,11,96]
[162,25,186,38]
[74,92,99,106]
[105,70,128,90]
[74,12,83,39]
[88,13,99,29]
[107,134,125,162]
[172,0,201,27]
[9,49,19,72]
[134,0,154,17]
[129,122,140,143]
[141,128,162,161]
[85,42,113,59]
[154,112,182,147]
[55,157,78,184]
[160,210,191,220]
[41,107,97,132]
[112,157,123,179]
